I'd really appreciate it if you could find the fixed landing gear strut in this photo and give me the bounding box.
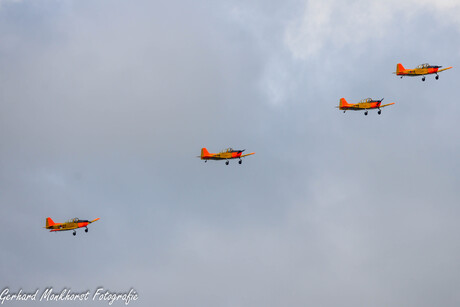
[225,160,229,165]
[238,159,242,165]
[85,228,88,233]
[422,76,426,81]
[435,74,439,80]
[364,111,368,116]
[378,109,381,115]
[73,231,76,236]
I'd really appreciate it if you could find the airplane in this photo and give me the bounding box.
[45,217,100,236]
[199,147,255,165]
[394,63,452,81]
[337,97,395,115]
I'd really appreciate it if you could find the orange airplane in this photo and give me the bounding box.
[45,217,100,236]
[337,97,395,115]
[199,147,255,165]
[395,63,452,81]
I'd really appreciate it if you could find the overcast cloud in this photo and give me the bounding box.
[1,0,460,306]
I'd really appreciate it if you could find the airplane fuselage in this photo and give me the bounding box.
[397,67,439,76]
[202,151,243,160]
[339,101,382,111]
[47,221,90,231]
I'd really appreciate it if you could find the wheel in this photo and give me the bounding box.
[73,231,76,236]
[85,228,88,233]
[225,161,229,165]
[435,75,439,80]
[378,110,381,115]
[364,111,368,116]
[238,160,242,164]
[422,76,425,81]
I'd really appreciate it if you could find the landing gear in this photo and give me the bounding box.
[85,228,88,233]
[400,76,403,79]
[435,74,439,80]
[378,109,381,115]
[422,76,426,81]
[343,111,346,113]
[238,160,242,165]
[364,111,368,116]
[225,161,229,165]
[204,160,207,163]
[73,231,76,236]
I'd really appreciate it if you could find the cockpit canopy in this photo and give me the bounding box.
[66,217,79,223]
[220,147,244,153]
[416,63,430,69]
[360,98,372,103]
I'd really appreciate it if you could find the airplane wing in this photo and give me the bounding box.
[380,103,395,108]
[241,152,255,158]
[438,66,453,73]
[90,218,100,223]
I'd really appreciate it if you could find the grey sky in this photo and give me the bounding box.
[1,0,460,306]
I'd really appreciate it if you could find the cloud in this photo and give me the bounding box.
[1,1,460,306]
[285,0,460,60]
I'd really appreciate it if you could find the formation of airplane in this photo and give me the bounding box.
[394,63,452,81]
[199,147,255,165]
[45,217,100,236]
[337,97,395,115]
[335,62,453,114]
[43,61,454,231]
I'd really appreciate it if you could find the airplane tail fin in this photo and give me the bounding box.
[339,98,349,108]
[201,148,210,159]
[46,217,55,228]
[396,63,405,74]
